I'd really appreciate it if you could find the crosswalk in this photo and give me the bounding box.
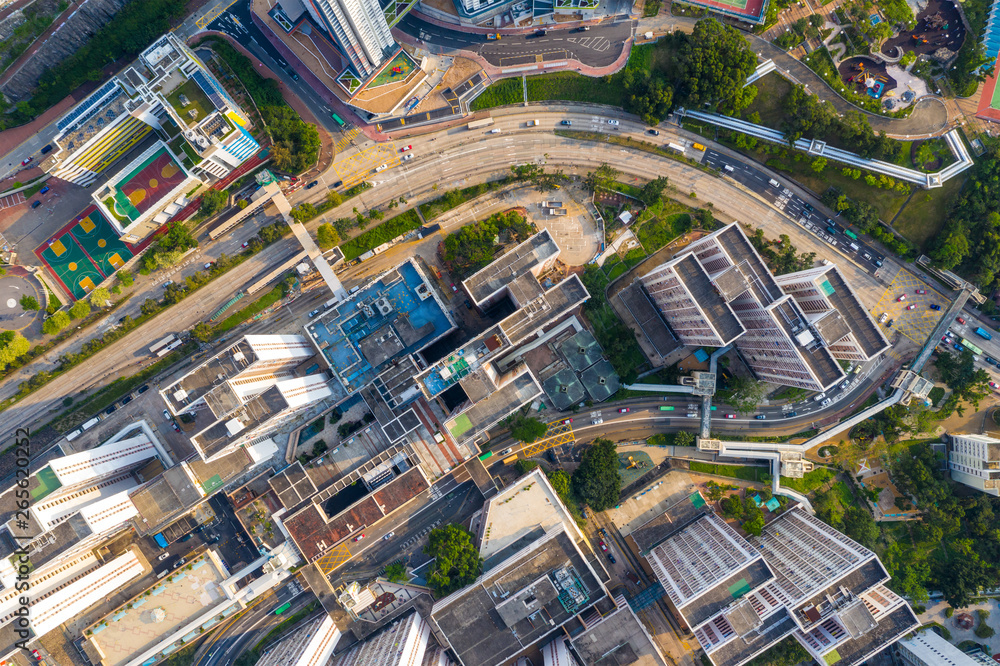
[333,128,362,156]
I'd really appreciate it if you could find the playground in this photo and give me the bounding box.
[106,147,187,223]
[880,0,965,59]
[369,51,419,88]
[837,57,897,99]
[675,0,766,24]
[33,206,139,300]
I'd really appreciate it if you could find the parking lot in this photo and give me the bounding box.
[871,272,948,345]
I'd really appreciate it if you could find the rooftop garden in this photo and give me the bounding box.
[166,78,213,127]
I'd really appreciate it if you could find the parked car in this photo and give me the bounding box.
[916,289,926,294]
[879,313,888,323]
[607,554,616,564]
[105,404,116,415]
[400,145,412,152]
[353,533,365,542]
[39,186,49,195]
[242,241,250,248]
[172,557,186,568]
[500,447,512,456]
[942,336,949,342]
[954,343,964,351]
[20,157,32,166]
[991,382,999,389]
[840,380,850,390]
[30,201,40,209]
[887,320,894,328]
[598,540,608,552]
[138,384,149,394]
[157,553,170,561]
[402,154,413,162]
[450,284,458,292]
[383,532,395,540]
[897,295,906,302]
[40,144,52,154]
[930,304,941,311]
[562,419,572,425]
[120,395,133,406]
[308,308,321,318]
[171,421,181,432]
[204,262,213,270]
[163,409,171,421]
[179,535,193,542]
[647,129,660,135]
[906,304,916,310]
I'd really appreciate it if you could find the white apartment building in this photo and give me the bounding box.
[949,433,1000,496]
[644,501,918,665]
[638,224,851,391]
[161,334,329,461]
[334,611,432,666]
[49,33,258,190]
[896,629,994,666]
[257,614,342,666]
[302,0,396,79]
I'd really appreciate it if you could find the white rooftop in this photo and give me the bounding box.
[276,375,333,408]
[78,489,140,534]
[48,434,156,487]
[245,334,315,361]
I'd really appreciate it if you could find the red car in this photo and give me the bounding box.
[31,650,40,659]
[906,304,916,310]
[958,317,966,325]
[450,284,458,293]
[20,157,32,166]
[353,533,365,542]
[991,382,999,389]
[725,414,735,419]
[618,408,630,414]
[916,289,926,295]
[598,540,608,552]
[942,336,949,342]
[400,145,412,152]
[171,422,181,432]
[563,418,572,425]
[896,295,906,302]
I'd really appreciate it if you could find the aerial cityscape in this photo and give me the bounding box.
[0,0,998,662]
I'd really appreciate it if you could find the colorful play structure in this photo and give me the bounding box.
[845,61,889,99]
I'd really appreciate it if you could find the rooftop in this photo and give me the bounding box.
[541,367,585,411]
[570,602,669,666]
[305,260,455,394]
[630,491,711,553]
[672,255,745,344]
[703,607,797,666]
[463,229,560,305]
[559,330,604,372]
[444,368,543,444]
[768,298,844,389]
[431,527,605,666]
[819,266,891,358]
[580,359,620,403]
[498,274,588,345]
[823,603,919,666]
[269,462,318,511]
[710,225,783,304]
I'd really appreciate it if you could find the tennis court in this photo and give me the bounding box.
[37,233,104,300]
[70,207,134,277]
[680,0,766,23]
[109,147,186,222]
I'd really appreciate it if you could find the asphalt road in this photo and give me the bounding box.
[198,586,312,666]
[396,13,635,69]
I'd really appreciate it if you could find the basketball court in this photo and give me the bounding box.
[682,0,766,23]
[70,207,134,276]
[107,147,186,223]
[36,233,104,300]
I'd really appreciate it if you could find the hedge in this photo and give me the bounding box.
[340,210,421,261]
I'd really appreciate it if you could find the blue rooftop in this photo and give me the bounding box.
[307,260,455,392]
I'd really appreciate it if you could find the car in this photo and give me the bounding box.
[785,411,797,418]
[841,380,851,390]
[887,320,894,328]
[592,418,603,425]
[647,129,660,135]
[31,650,40,660]
[930,304,941,311]
[464,299,472,310]
[163,409,171,421]
[40,144,52,154]
[916,289,926,294]
[879,313,888,323]
[400,145,412,152]
[906,304,916,310]
[561,120,572,125]
[204,262,213,270]
[353,533,365,542]
[402,154,413,162]
[179,534,193,542]
[39,186,49,195]
[947,331,956,338]
[755,414,766,420]
[821,398,832,407]
[618,408,630,414]
[500,447,512,456]
[208,536,220,544]
[607,119,620,126]
[242,241,250,248]
[534,29,547,36]
[563,419,572,425]
[897,295,906,302]
[374,163,388,172]
[120,395,133,406]
[157,553,170,561]
[955,343,964,351]
[20,157,32,166]
[725,414,735,419]
[813,392,827,402]
[991,382,999,389]
[138,384,149,394]
[331,180,343,188]
[30,200,40,209]
[599,540,608,552]
[942,336,949,342]
[384,531,395,540]
[171,421,181,432]
[598,528,607,537]
[308,308,321,318]
[958,317,966,324]
[305,180,319,189]
[105,404,117,415]
[172,557,186,568]
[573,25,590,32]
[451,284,458,292]
[607,554,616,564]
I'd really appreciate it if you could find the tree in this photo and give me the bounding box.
[572,438,621,511]
[18,295,39,311]
[192,321,215,342]
[723,374,768,414]
[639,176,670,207]
[509,414,548,443]
[327,190,343,207]
[385,562,408,583]
[937,555,988,609]
[316,223,339,250]
[674,431,695,447]
[0,330,29,368]
[118,271,134,287]
[721,494,744,520]
[585,163,621,192]
[810,157,827,173]
[199,189,228,217]
[424,524,483,597]
[42,311,70,335]
[89,287,111,307]
[673,19,757,109]
[842,506,879,549]
[270,141,294,171]
[68,300,90,320]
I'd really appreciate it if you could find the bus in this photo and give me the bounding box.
[157,339,183,357]
[149,334,176,355]
[844,229,858,240]
[468,117,495,130]
[659,406,675,411]
[478,451,494,461]
[962,338,985,356]
[331,113,345,127]
[502,454,518,465]
[274,602,291,615]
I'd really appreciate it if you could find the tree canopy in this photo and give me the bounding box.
[572,438,621,511]
[424,524,483,597]
[441,210,533,279]
[18,295,39,311]
[722,374,768,414]
[42,312,70,336]
[508,414,548,443]
[199,189,228,217]
[316,223,339,250]
[0,330,29,368]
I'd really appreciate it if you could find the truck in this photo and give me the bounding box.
[467,117,495,130]
[541,201,563,208]
[976,327,993,340]
[548,208,567,216]
[487,33,500,39]
[81,417,100,431]
[154,533,169,548]
[667,142,685,154]
[324,297,339,310]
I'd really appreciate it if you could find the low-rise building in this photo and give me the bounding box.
[896,628,994,666]
[948,433,1000,496]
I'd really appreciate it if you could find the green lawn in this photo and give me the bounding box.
[166,79,213,126]
[637,212,690,253]
[743,73,794,129]
[891,175,964,249]
[778,466,835,494]
[689,461,769,482]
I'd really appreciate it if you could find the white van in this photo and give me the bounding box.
[849,243,860,251]
[768,178,779,187]
[490,128,502,134]
[723,165,735,172]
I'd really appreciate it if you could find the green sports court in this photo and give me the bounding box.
[38,233,104,300]
[69,208,134,277]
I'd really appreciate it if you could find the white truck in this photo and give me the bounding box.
[541,201,563,208]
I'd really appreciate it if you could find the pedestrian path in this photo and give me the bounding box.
[0,192,24,209]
